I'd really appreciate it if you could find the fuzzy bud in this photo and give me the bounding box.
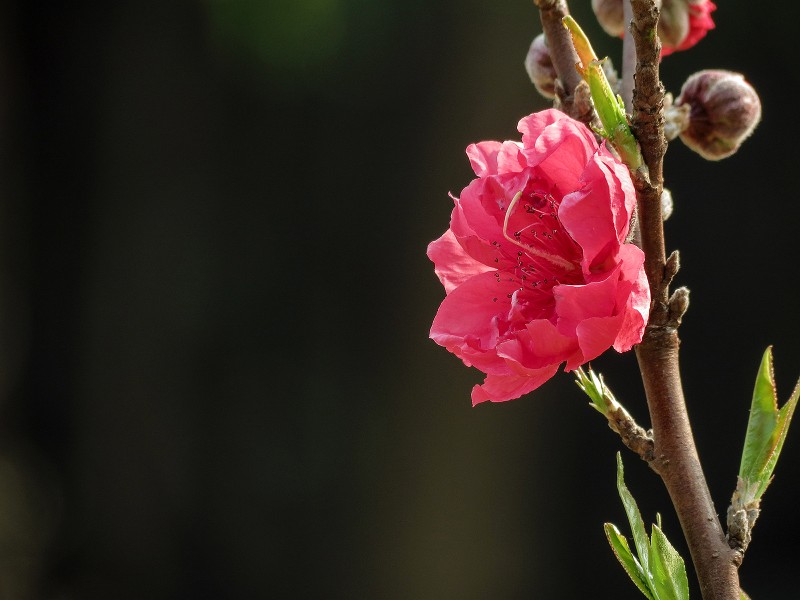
[676,70,762,160]
[660,0,716,57]
[659,0,691,49]
[524,34,557,100]
[591,0,625,37]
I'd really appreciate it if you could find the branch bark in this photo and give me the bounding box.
[629,2,741,598]
[533,0,594,125]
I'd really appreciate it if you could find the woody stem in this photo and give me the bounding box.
[629,1,740,598]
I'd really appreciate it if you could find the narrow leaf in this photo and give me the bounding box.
[755,374,800,498]
[604,523,654,600]
[648,524,690,600]
[738,348,800,502]
[616,453,650,574]
[739,347,778,482]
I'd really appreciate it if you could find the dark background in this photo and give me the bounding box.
[1,1,798,598]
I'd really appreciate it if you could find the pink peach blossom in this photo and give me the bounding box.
[428,109,650,405]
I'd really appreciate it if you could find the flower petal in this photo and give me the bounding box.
[430,270,518,352]
[427,229,492,294]
[471,364,560,405]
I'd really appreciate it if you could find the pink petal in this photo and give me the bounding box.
[467,140,526,177]
[611,245,650,351]
[553,268,620,328]
[430,270,518,351]
[427,229,492,294]
[518,110,598,191]
[466,141,503,177]
[496,319,577,370]
[568,313,627,369]
[559,153,635,273]
[471,364,560,405]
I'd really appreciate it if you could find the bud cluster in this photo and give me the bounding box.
[590,0,716,56]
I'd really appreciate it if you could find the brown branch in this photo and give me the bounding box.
[606,405,655,463]
[533,0,594,125]
[621,0,635,111]
[629,1,741,599]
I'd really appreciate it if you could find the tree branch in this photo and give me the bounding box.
[629,1,741,598]
[533,0,594,125]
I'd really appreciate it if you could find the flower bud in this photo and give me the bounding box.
[524,34,557,100]
[591,0,625,37]
[660,0,716,57]
[658,0,690,49]
[675,70,761,160]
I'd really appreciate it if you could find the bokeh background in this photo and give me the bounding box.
[1,1,799,598]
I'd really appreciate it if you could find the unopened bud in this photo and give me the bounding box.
[660,0,716,57]
[676,70,761,160]
[591,0,625,37]
[524,34,557,100]
[659,0,691,49]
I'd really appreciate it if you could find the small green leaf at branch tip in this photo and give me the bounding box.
[574,366,608,414]
[561,15,598,71]
[561,16,643,171]
[574,366,624,417]
[738,347,800,503]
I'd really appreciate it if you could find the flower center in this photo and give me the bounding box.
[502,185,581,278]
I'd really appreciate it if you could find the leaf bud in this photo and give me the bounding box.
[524,34,557,100]
[675,70,761,160]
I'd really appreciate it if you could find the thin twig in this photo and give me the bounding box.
[606,405,655,462]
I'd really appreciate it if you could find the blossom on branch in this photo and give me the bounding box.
[591,0,716,57]
[428,110,650,405]
[660,0,716,57]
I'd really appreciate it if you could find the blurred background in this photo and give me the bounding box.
[1,1,799,598]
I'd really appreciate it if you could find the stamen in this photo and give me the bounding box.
[502,191,576,272]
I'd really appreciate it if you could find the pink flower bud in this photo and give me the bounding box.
[591,0,625,37]
[675,70,762,160]
[524,34,557,100]
[660,0,716,57]
[658,0,691,49]
[592,0,715,57]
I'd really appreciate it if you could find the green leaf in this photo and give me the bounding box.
[561,16,643,171]
[756,376,800,498]
[739,347,779,482]
[604,523,654,600]
[738,347,800,501]
[648,524,690,600]
[574,366,608,415]
[616,453,650,574]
